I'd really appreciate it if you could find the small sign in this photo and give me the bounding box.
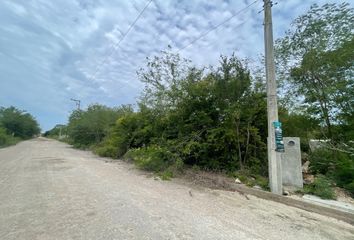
[273,121,284,152]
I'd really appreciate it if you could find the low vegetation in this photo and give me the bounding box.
[309,147,354,197]
[303,175,336,200]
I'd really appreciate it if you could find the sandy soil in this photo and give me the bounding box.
[0,138,353,240]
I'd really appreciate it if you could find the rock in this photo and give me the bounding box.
[235,178,242,184]
[302,161,310,173]
[154,176,161,181]
[309,139,330,151]
[253,185,262,190]
[303,174,315,184]
[283,190,290,196]
[189,190,193,197]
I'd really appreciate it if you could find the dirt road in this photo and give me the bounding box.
[0,138,353,240]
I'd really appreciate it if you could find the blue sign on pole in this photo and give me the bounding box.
[273,121,284,152]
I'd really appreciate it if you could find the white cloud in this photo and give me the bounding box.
[0,0,344,130]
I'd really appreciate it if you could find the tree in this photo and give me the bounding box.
[0,106,40,139]
[134,51,268,173]
[43,124,67,138]
[67,104,133,147]
[276,3,354,140]
[137,47,195,112]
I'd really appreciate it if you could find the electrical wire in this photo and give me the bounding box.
[87,0,153,82]
[177,0,260,52]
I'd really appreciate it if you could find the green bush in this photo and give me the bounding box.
[0,127,20,147]
[0,106,40,139]
[345,181,354,197]
[304,175,336,200]
[94,144,118,158]
[43,124,67,139]
[309,149,335,175]
[309,148,354,196]
[0,127,10,146]
[229,170,269,190]
[124,146,182,174]
[158,171,174,180]
[66,104,133,148]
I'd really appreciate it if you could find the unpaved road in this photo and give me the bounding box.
[0,138,353,240]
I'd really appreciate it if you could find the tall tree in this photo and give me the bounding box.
[276,3,354,139]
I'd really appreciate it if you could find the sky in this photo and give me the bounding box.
[0,0,343,131]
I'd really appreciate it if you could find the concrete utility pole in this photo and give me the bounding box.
[70,98,81,110]
[263,0,282,194]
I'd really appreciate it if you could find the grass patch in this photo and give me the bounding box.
[303,175,336,200]
[94,144,117,158]
[229,169,269,190]
[0,128,21,148]
[158,171,173,181]
[124,146,184,178]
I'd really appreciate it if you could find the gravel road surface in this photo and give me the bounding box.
[0,138,353,240]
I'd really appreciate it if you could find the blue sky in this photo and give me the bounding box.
[0,0,341,131]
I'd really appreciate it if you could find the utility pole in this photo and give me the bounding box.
[59,126,62,139]
[70,98,81,110]
[264,0,282,194]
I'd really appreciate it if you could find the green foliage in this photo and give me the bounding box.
[88,52,270,177]
[95,108,158,158]
[67,104,133,148]
[43,124,67,139]
[276,3,354,140]
[60,4,353,189]
[0,106,39,147]
[345,181,354,197]
[309,148,354,196]
[124,146,182,174]
[0,127,20,147]
[272,3,354,196]
[230,170,269,190]
[93,144,118,158]
[0,106,40,139]
[279,111,320,152]
[158,171,173,181]
[303,175,336,200]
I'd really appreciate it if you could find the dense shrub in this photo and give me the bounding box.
[84,53,270,176]
[93,144,118,158]
[303,175,336,200]
[124,146,183,174]
[310,148,354,196]
[67,104,133,148]
[0,106,40,139]
[0,106,39,147]
[43,124,67,139]
[94,108,159,158]
[61,4,354,186]
[0,127,19,147]
[279,111,320,152]
[126,53,268,174]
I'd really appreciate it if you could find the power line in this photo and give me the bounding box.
[177,0,260,52]
[87,0,153,82]
[70,98,81,110]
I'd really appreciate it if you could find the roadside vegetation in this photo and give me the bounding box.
[47,3,353,198]
[0,106,40,147]
[43,124,67,139]
[274,3,354,198]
